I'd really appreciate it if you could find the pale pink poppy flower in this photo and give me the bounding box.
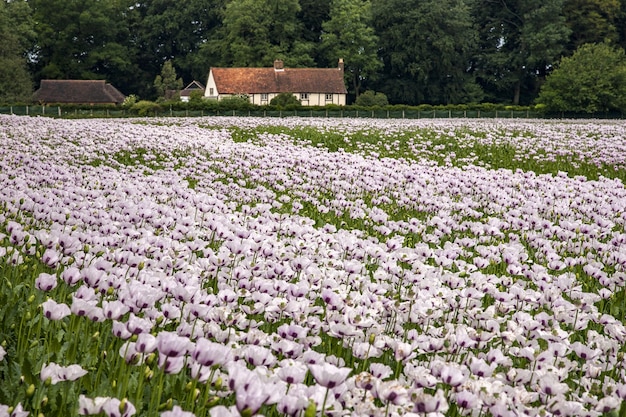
[135,333,157,354]
[102,398,136,417]
[276,394,309,416]
[156,331,192,358]
[439,364,467,387]
[41,248,61,268]
[374,380,409,405]
[161,405,196,417]
[61,266,82,286]
[158,353,185,374]
[78,395,110,415]
[276,362,307,385]
[192,338,232,367]
[308,362,351,389]
[411,388,449,414]
[456,390,480,409]
[42,299,71,321]
[40,362,88,384]
[35,272,57,292]
[4,403,29,417]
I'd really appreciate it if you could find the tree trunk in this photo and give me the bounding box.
[513,80,521,105]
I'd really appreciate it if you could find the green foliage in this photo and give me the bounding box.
[218,95,254,110]
[154,60,183,99]
[130,100,162,116]
[269,92,301,109]
[372,0,482,105]
[537,42,626,113]
[207,0,312,67]
[472,0,571,105]
[122,94,138,109]
[564,0,621,50]
[354,90,388,107]
[320,0,380,97]
[0,1,33,103]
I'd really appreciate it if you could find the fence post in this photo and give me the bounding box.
[433,110,435,118]
[58,106,61,117]
[10,106,12,115]
[402,110,405,119]
[26,105,29,115]
[42,105,45,115]
[495,110,498,118]
[448,109,451,118]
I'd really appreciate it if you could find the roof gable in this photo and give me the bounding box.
[33,80,126,104]
[180,80,206,97]
[210,66,347,95]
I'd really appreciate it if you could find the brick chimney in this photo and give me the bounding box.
[274,59,284,71]
[338,58,344,72]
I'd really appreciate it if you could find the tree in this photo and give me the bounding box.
[564,0,621,50]
[372,0,482,105]
[320,0,380,98]
[129,0,226,88]
[472,0,571,104]
[205,0,313,67]
[154,60,183,99]
[536,42,626,112]
[0,0,33,102]
[30,0,138,94]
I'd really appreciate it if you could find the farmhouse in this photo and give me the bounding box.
[33,80,126,105]
[179,81,206,102]
[204,59,347,106]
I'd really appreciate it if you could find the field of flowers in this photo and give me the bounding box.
[1,114,626,417]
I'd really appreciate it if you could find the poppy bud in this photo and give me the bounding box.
[41,396,48,407]
[304,400,316,417]
[26,384,35,397]
[119,398,128,414]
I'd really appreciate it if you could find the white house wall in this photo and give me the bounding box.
[244,92,346,106]
[204,71,219,100]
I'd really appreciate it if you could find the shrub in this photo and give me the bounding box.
[270,92,301,109]
[355,91,389,107]
[219,95,253,111]
[130,100,162,116]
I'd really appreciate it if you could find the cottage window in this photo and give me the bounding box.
[300,93,309,100]
[261,93,268,101]
[325,93,333,101]
[209,88,214,96]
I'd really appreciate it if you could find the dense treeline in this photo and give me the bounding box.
[2,0,626,106]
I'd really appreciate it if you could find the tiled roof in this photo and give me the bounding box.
[33,80,126,104]
[180,80,206,97]
[211,67,347,95]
